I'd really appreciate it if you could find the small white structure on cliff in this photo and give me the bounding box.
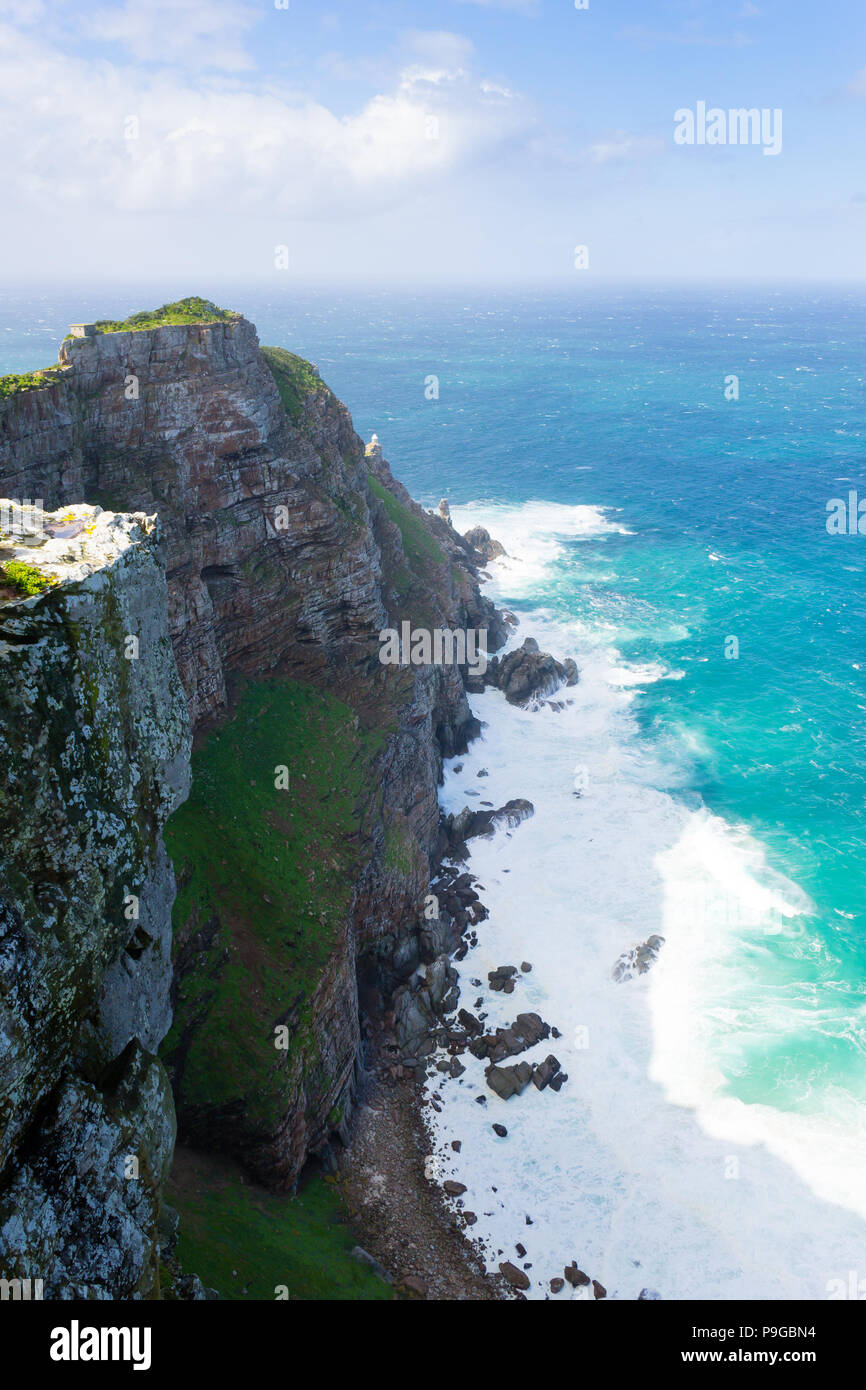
[69,324,96,338]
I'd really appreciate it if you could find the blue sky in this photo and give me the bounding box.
[1,0,865,283]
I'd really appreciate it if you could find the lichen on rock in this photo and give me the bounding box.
[0,502,190,1297]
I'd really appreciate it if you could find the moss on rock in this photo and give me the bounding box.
[262,345,330,425]
[168,1146,392,1301]
[162,678,384,1168]
[91,297,239,335]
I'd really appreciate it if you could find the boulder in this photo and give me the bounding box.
[468,1012,551,1062]
[446,799,534,849]
[485,1060,534,1100]
[463,524,506,566]
[485,638,576,707]
[392,955,459,1052]
[499,1261,530,1291]
[531,1054,561,1091]
[613,934,666,983]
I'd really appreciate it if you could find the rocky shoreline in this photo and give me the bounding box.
[339,570,604,1298]
[337,1011,515,1300]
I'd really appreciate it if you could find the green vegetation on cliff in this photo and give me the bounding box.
[367,471,452,632]
[91,297,239,335]
[0,560,57,595]
[162,678,383,1127]
[0,365,66,399]
[168,1148,392,1301]
[367,474,445,570]
[262,345,329,424]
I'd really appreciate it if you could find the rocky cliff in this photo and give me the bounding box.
[0,503,190,1297]
[0,303,504,1292]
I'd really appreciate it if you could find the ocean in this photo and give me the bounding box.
[3,283,866,1298]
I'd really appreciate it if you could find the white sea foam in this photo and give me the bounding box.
[424,500,866,1300]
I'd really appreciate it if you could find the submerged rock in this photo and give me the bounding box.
[613,934,666,982]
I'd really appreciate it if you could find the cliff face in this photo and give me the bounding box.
[0,321,387,733]
[0,310,503,1276]
[0,504,190,1297]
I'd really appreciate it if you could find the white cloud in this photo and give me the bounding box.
[82,0,261,71]
[0,21,535,222]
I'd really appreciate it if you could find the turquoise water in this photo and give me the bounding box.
[270,286,866,1120]
[3,286,866,1262]
[239,287,866,1130]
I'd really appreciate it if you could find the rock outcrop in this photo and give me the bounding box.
[484,637,578,707]
[0,503,190,1297]
[444,798,535,857]
[612,934,665,982]
[463,524,506,567]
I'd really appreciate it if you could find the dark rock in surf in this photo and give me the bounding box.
[484,638,578,707]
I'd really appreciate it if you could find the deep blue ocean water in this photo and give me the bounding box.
[4,285,866,1291]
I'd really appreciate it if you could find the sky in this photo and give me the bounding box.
[1,0,865,285]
